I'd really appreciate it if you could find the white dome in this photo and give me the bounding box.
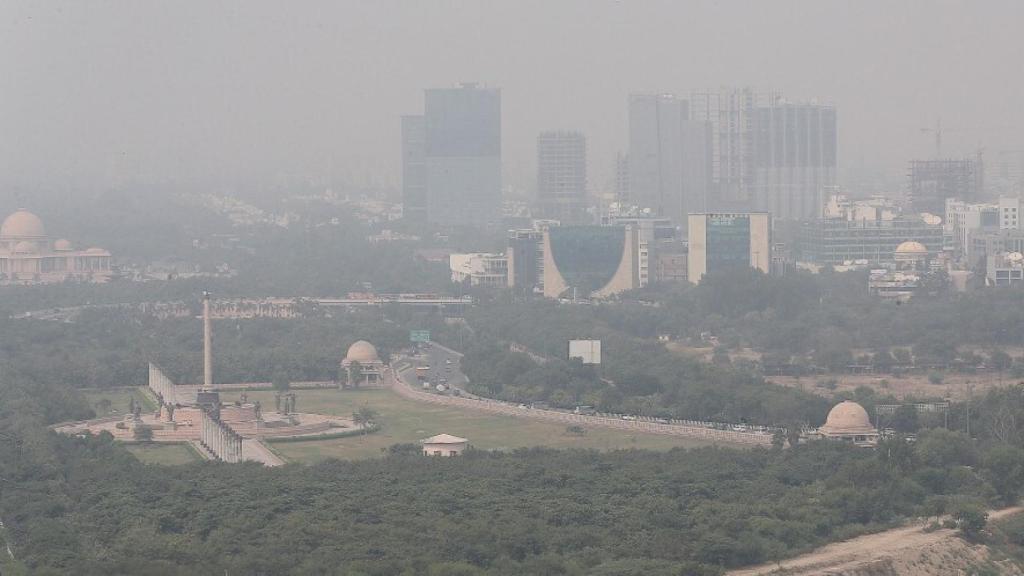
[346,340,380,363]
[820,401,876,436]
[53,239,74,251]
[1,210,46,240]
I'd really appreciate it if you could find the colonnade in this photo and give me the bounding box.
[200,410,243,463]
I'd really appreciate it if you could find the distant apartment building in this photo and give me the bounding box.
[535,131,588,223]
[449,253,508,287]
[689,88,836,221]
[402,83,501,226]
[969,230,1024,267]
[908,159,981,217]
[614,152,630,204]
[686,212,771,283]
[945,198,1000,260]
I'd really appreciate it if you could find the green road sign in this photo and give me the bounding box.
[410,330,431,343]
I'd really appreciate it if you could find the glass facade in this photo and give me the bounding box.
[706,214,751,273]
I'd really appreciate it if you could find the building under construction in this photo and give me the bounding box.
[908,159,982,217]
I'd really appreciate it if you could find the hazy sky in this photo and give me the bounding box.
[2,0,1022,196]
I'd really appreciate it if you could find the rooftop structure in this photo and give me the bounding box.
[0,209,113,284]
[342,340,385,386]
[986,252,1024,287]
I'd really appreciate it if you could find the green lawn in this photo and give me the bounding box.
[81,387,157,417]
[125,442,201,465]
[245,388,719,463]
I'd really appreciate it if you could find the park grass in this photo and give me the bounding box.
[243,388,719,463]
[125,442,201,465]
[81,387,157,417]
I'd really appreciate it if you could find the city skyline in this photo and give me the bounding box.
[3,1,1023,196]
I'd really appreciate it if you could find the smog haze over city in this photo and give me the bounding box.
[2,2,1024,576]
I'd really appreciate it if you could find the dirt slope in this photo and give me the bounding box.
[728,507,1024,576]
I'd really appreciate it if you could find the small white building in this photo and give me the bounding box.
[421,433,469,456]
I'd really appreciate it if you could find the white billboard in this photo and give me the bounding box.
[568,339,601,365]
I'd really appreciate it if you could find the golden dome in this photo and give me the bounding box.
[820,401,876,436]
[1,210,46,240]
[895,241,928,255]
[346,340,380,364]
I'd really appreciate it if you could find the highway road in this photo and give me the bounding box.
[407,341,470,395]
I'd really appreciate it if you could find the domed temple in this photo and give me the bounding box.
[341,340,386,386]
[0,209,112,284]
[813,400,880,447]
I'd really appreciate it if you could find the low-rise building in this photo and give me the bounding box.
[421,433,469,456]
[449,253,508,287]
[812,400,879,447]
[0,210,113,284]
[986,252,1024,286]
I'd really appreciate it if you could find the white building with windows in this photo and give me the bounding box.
[449,253,508,287]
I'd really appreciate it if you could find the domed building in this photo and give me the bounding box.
[815,400,879,447]
[341,340,385,386]
[894,240,929,271]
[0,209,112,284]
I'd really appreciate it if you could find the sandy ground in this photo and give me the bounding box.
[728,506,1024,576]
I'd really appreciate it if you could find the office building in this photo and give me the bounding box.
[687,213,771,282]
[628,94,709,223]
[908,159,981,217]
[986,252,1024,286]
[418,83,501,226]
[507,228,545,295]
[945,199,1000,260]
[401,115,427,220]
[796,216,943,267]
[542,225,640,299]
[535,131,587,223]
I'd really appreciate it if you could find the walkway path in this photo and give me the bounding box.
[241,439,285,467]
[728,506,1024,575]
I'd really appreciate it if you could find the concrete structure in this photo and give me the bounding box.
[342,340,385,386]
[1000,196,1021,230]
[542,225,640,299]
[401,115,427,221]
[970,229,1024,267]
[893,240,930,270]
[908,158,982,217]
[614,152,630,203]
[0,209,112,284]
[422,83,501,226]
[687,212,771,283]
[421,433,469,456]
[449,253,508,287]
[536,131,587,223]
[868,269,921,303]
[200,409,243,463]
[601,215,679,287]
[815,400,879,447]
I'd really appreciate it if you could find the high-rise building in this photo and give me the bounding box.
[401,115,427,220]
[687,212,772,283]
[535,131,587,223]
[507,228,545,295]
[614,152,630,204]
[628,94,709,224]
[689,88,836,221]
[422,83,501,226]
[908,159,981,217]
